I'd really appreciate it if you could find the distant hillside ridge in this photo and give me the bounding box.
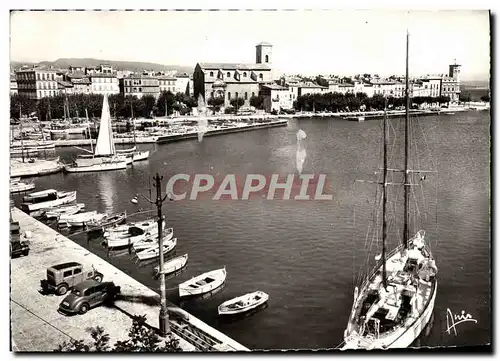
[10,58,194,74]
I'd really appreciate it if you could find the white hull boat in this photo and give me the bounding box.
[133,150,150,162]
[67,213,107,227]
[44,203,85,219]
[10,180,35,193]
[178,267,227,298]
[133,228,173,251]
[10,157,63,178]
[341,32,438,350]
[218,291,269,315]
[21,189,76,212]
[64,160,127,173]
[106,228,159,248]
[87,211,127,229]
[104,218,164,238]
[154,254,188,275]
[116,146,137,154]
[136,238,177,261]
[58,211,97,225]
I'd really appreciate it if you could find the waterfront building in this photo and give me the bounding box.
[68,65,85,73]
[440,62,461,102]
[176,73,191,95]
[16,66,59,99]
[85,64,114,75]
[158,75,177,94]
[296,82,329,96]
[116,70,135,79]
[120,75,160,99]
[193,41,273,107]
[57,80,74,95]
[10,74,18,95]
[89,74,120,95]
[260,84,293,112]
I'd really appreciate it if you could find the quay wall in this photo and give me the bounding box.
[10,208,249,352]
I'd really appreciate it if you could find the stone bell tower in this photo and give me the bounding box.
[449,59,461,82]
[256,42,273,65]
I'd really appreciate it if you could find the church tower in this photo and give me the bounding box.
[256,42,273,65]
[449,59,461,82]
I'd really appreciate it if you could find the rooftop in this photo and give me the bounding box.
[256,41,273,46]
[262,84,288,90]
[199,63,271,71]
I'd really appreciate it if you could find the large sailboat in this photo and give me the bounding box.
[341,32,438,350]
[64,95,128,173]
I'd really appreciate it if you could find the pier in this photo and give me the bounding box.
[10,208,249,352]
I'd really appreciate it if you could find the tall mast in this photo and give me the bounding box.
[403,30,410,249]
[381,98,388,290]
[20,104,25,163]
[86,108,94,155]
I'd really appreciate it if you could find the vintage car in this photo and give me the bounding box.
[58,280,121,315]
[40,262,103,295]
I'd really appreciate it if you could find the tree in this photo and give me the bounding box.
[56,315,182,352]
[480,94,490,102]
[315,75,329,88]
[249,95,265,110]
[229,97,244,109]
[156,91,176,116]
[207,97,225,114]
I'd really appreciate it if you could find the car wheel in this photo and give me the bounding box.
[79,303,89,314]
[93,274,103,283]
[56,284,68,296]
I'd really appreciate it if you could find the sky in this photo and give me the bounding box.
[9,10,491,80]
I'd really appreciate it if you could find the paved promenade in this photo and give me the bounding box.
[10,208,249,352]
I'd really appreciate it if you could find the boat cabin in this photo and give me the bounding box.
[23,189,58,203]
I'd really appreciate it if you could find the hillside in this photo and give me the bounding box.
[10,58,194,74]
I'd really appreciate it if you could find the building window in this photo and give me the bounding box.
[265,55,269,63]
[139,87,142,92]
[226,72,231,77]
[245,92,248,100]
[211,91,214,98]
[243,72,247,77]
[235,92,238,99]
[259,73,263,80]
[228,92,231,100]
[210,71,214,77]
[252,92,255,97]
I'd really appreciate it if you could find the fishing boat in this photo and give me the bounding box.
[135,238,177,261]
[66,212,107,228]
[341,32,438,350]
[10,179,35,193]
[44,203,85,219]
[86,211,127,229]
[58,210,96,225]
[133,227,174,251]
[154,254,188,275]
[105,227,161,249]
[64,98,128,173]
[104,218,163,238]
[178,267,227,297]
[20,189,77,212]
[218,291,269,315]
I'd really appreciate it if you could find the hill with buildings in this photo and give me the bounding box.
[10,58,194,74]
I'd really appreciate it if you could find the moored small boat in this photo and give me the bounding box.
[135,238,177,261]
[154,254,188,275]
[44,203,85,219]
[58,211,96,225]
[10,179,36,193]
[132,150,150,162]
[133,228,173,251]
[218,291,269,315]
[104,218,164,238]
[178,267,227,298]
[86,211,127,229]
[67,212,107,228]
[21,189,76,212]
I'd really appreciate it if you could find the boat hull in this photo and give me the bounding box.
[64,161,127,173]
[133,228,173,251]
[22,191,76,212]
[218,291,269,315]
[155,254,188,274]
[136,238,177,261]
[10,182,36,193]
[44,203,85,218]
[133,150,150,162]
[179,268,227,298]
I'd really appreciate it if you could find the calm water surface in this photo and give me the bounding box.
[13,111,490,350]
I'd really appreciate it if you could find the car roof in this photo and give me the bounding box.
[51,262,82,270]
[73,280,113,292]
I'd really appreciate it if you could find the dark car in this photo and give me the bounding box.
[10,241,30,258]
[58,280,121,315]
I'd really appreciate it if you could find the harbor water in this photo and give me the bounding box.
[12,112,490,350]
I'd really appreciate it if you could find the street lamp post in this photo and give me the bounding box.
[143,173,171,336]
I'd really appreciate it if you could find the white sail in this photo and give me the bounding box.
[94,94,115,156]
